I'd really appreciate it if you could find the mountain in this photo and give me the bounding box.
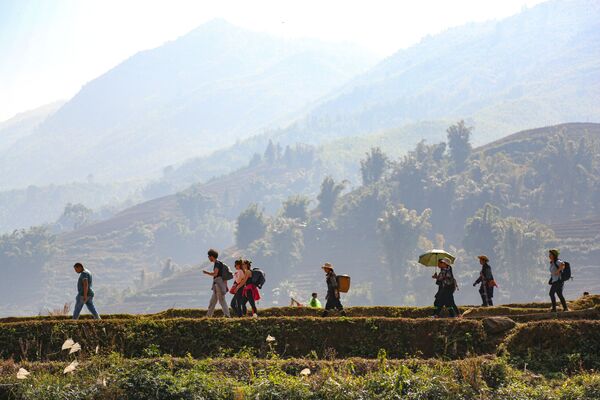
[0,19,376,189]
[0,101,63,153]
[271,0,600,146]
[147,0,600,193]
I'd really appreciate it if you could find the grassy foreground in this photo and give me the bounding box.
[1,296,599,399]
[2,356,600,400]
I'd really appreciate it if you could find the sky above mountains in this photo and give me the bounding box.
[1,0,544,122]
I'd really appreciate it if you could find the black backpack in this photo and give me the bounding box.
[561,261,572,281]
[219,261,234,281]
[251,268,266,289]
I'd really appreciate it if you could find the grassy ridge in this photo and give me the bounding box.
[0,317,486,362]
[3,296,599,323]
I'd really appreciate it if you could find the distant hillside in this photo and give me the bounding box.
[0,101,63,155]
[0,19,376,189]
[151,0,600,193]
[271,0,600,146]
[107,122,600,312]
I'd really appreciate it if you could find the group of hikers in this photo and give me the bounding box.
[70,248,572,320]
[431,248,570,317]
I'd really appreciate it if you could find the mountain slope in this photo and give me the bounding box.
[274,0,600,146]
[0,19,376,189]
[0,101,63,153]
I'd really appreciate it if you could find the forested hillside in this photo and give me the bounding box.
[102,122,599,313]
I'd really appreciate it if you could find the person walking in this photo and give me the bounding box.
[473,255,495,306]
[322,263,346,317]
[72,262,101,320]
[548,249,569,312]
[230,259,247,317]
[242,259,259,318]
[432,258,460,318]
[203,249,231,318]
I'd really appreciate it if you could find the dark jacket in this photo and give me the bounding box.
[326,271,338,293]
[474,263,494,286]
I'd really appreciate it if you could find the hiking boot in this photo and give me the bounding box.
[252,313,258,318]
[550,308,557,313]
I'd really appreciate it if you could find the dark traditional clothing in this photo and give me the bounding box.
[474,263,494,306]
[433,267,459,317]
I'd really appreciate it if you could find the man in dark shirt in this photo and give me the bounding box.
[203,249,230,317]
[72,262,101,319]
[321,262,346,317]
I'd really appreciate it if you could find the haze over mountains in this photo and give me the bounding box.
[1,0,600,316]
[0,19,376,189]
[147,0,600,190]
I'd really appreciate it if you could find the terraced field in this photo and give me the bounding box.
[1,295,599,399]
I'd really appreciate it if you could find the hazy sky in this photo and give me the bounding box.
[0,0,545,122]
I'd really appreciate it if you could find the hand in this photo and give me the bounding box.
[473,283,477,287]
[83,296,88,303]
[335,290,340,299]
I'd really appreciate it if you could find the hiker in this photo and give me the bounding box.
[309,292,322,308]
[72,262,101,320]
[322,263,345,316]
[241,259,259,318]
[473,255,495,306]
[432,258,460,318]
[230,259,247,317]
[548,249,569,312]
[203,249,231,317]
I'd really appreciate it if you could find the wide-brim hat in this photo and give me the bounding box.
[477,255,489,262]
[321,262,334,271]
[439,258,452,266]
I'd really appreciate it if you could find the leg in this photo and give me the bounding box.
[245,291,257,315]
[84,297,101,320]
[230,295,239,317]
[215,283,230,317]
[487,287,494,306]
[72,295,84,320]
[556,281,568,311]
[207,289,218,317]
[549,283,558,311]
[479,286,486,306]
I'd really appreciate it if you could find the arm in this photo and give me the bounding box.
[203,267,218,277]
[474,276,482,285]
[82,279,89,301]
[551,262,565,276]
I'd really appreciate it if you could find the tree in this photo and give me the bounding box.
[463,203,500,258]
[377,204,432,290]
[447,120,472,172]
[264,140,277,164]
[282,195,311,221]
[56,203,93,231]
[360,147,389,185]
[316,177,347,217]
[463,204,555,301]
[235,204,267,249]
[176,186,216,226]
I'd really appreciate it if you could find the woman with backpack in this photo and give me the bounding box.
[548,249,569,312]
[230,259,248,317]
[432,258,460,318]
[242,259,260,318]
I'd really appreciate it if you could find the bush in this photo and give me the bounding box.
[0,317,486,361]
